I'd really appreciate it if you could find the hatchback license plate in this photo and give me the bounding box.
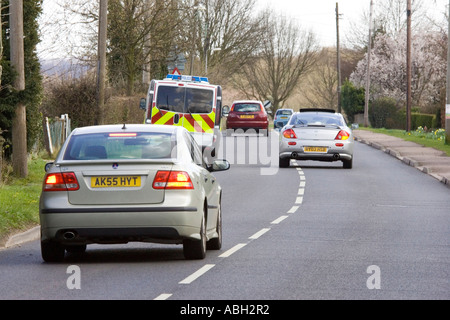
[91,176,141,188]
[304,147,328,153]
[240,115,254,119]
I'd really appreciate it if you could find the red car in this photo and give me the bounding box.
[226,100,269,136]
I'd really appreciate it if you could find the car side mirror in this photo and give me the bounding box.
[208,159,230,172]
[275,121,285,129]
[222,105,230,116]
[139,98,146,110]
[45,162,54,172]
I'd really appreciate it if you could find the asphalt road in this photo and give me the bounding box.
[0,134,449,302]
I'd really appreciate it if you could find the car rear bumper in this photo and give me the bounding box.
[279,151,352,162]
[40,205,203,245]
[226,120,268,130]
[279,140,353,162]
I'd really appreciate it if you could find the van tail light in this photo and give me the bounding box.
[335,130,350,141]
[43,172,79,192]
[153,171,194,189]
[283,129,297,139]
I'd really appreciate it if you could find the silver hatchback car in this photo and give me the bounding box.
[278,109,354,169]
[39,124,230,262]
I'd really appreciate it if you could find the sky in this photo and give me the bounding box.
[38,0,449,60]
[256,0,449,47]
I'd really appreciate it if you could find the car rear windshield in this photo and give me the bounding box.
[276,110,293,116]
[156,85,214,114]
[289,113,345,127]
[232,103,262,112]
[63,132,176,160]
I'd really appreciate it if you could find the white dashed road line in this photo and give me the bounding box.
[288,206,299,214]
[271,215,289,225]
[179,264,215,284]
[249,228,271,240]
[155,161,307,299]
[219,243,247,258]
[154,293,173,300]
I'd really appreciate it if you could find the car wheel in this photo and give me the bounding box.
[183,212,206,260]
[41,241,65,262]
[343,158,353,169]
[207,200,222,250]
[226,129,233,137]
[279,157,290,168]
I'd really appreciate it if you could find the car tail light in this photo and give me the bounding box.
[335,130,350,141]
[283,129,297,139]
[43,172,79,192]
[153,171,194,189]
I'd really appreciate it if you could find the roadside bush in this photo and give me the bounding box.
[369,97,404,129]
[41,73,102,128]
[341,80,365,123]
[411,113,436,130]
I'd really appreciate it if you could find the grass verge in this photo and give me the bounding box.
[359,127,450,157]
[0,157,48,246]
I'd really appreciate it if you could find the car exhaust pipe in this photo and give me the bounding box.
[63,231,76,240]
[292,152,298,159]
[333,154,340,160]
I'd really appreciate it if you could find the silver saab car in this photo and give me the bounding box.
[39,124,230,262]
[277,109,354,169]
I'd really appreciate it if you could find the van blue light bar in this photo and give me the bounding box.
[165,74,209,83]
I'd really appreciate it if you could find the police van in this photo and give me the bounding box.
[140,74,223,158]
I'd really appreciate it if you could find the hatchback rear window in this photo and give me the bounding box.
[289,113,345,127]
[232,103,262,112]
[276,110,293,116]
[63,132,175,160]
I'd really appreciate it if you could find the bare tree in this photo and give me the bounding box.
[346,0,427,49]
[301,49,338,110]
[180,0,266,85]
[233,11,318,112]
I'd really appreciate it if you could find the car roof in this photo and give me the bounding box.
[70,124,185,136]
[232,100,262,104]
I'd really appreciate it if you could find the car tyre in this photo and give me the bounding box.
[183,213,206,260]
[343,158,353,169]
[279,157,290,168]
[207,200,222,250]
[41,241,65,262]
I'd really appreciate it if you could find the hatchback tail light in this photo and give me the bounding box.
[335,130,350,141]
[283,129,297,139]
[43,172,79,192]
[153,171,194,189]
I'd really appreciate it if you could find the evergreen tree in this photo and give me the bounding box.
[0,0,43,158]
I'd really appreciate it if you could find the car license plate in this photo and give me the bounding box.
[280,116,288,119]
[304,147,328,153]
[91,176,141,188]
[240,115,254,119]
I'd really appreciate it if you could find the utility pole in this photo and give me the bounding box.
[10,0,28,177]
[336,2,342,113]
[97,0,107,125]
[364,0,374,127]
[406,0,412,132]
[446,0,450,145]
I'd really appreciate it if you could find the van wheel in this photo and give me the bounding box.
[183,214,206,260]
[41,241,65,262]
